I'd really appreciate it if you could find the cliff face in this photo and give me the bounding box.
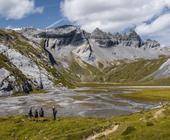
[35,25,168,67]
[0,29,58,96]
[0,29,56,96]
[91,28,143,48]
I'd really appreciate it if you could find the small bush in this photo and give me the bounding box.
[122,126,136,135]
[146,121,154,126]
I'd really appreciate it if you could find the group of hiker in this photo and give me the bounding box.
[28,106,58,120]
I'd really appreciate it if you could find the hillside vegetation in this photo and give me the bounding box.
[63,57,168,85]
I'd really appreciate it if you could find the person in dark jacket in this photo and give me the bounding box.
[39,107,44,117]
[34,109,39,118]
[28,107,33,118]
[52,106,57,120]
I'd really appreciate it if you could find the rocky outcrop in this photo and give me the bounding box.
[43,39,57,66]
[0,44,54,95]
[0,30,15,44]
[91,29,142,48]
[143,39,160,48]
[91,28,116,48]
[111,30,142,48]
[124,31,142,47]
[0,68,16,96]
[38,25,85,47]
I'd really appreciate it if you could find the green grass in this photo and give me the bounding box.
[115,89,170,102]
[67,58,104,82]
[107,105,170,140]
[13,89,48,96]
[104,58,167,82]
[44,57,170,87]
[0,116,110,140]
[0,105,170,140]
[143,78,170,86]
[66,57,169,85]
[0,88,170,139]
[47,67,77,88]
[76,82,128,87]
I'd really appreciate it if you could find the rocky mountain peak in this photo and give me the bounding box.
[52,25,78,35]
[19,25,161,49]
[143,39,160,48]
[127,30,141,40]
[90,28,143,48]
[124,30,142,47]
[91,28,109,38]
[91,28,115,48]
[37,25,78,38]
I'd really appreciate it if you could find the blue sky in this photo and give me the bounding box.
[0,0,63,28]
[0,0,170,45]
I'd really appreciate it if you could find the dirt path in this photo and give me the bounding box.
[86,125,119,140]
[153,108,165,119]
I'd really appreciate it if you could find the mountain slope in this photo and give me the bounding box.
[0,29,75,96]
[32,25,170,83]
[1,25,170,96]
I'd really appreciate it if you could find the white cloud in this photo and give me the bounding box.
[61,0,170,45]
[136,13,170,46]
[0,0,43,20]
[136,13,170,35]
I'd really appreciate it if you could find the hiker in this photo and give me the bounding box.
[39,107,44,118]
[52,106,57,120]
[28,107,33,118]
[34,109,39,118]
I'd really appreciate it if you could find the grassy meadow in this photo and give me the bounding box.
[0,88,170,140]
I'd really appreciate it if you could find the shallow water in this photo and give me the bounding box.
[0,87,158,117]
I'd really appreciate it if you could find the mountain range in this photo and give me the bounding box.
[0,25,170,96]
